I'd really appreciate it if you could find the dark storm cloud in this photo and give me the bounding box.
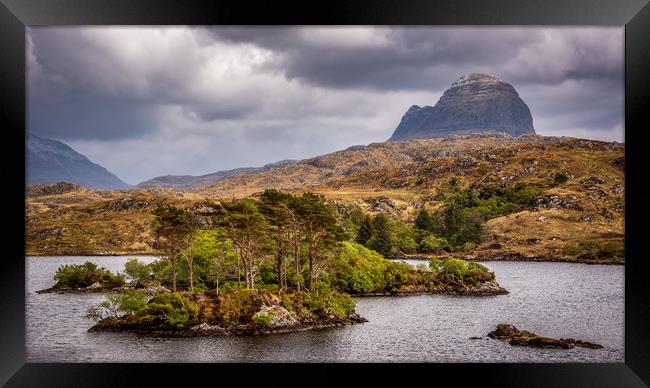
[208,27,622,91]
[27,26,623,184]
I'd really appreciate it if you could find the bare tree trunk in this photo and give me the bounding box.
[294,242,301,291]
[307,248,314,290]
[188,244,194,292]
[276,251,285,290]
[216,278,219,294]
[171,249,177,292]
[237,253,241,288]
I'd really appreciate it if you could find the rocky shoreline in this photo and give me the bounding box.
[397,253,624,265]
[36,284,169,294]
[88,314,368,337]
[352,279,508,297]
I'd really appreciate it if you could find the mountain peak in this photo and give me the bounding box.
[389,74,535,141]
[450,73,503,88]
[27,134,131,190]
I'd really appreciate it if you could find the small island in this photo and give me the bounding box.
[487,324,603,349]
[80,251,506,336]
[36,189,508,336]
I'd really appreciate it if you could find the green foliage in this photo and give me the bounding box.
[329,242,412,294]
[425,183,539,251]
[563,240,625,259]
[563,243,582,256]
[257,261,277,284]
[124,258,154,286]
[419,233,449,253]
[415,208,434,232]
[554,172,570,185]
[217,289,263,325]
[138,292,199,329]
[367,213,395,258]
[391,220,417,254]
[287,288,356,319]
[151,205,197,245]
[85,290,149,321]
[252,311,273,327]
[437,258,492,286]
[54,261,124,289]
[355,214,373,245]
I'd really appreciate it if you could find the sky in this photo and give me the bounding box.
[27,26,624,185]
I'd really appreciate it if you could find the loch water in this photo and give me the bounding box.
[26,256,624,362]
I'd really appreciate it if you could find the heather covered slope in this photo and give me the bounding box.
[26,134,624,263]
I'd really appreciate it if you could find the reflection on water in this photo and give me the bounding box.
[26,256,623,362]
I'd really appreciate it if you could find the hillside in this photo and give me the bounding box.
[27,134,131,190]
[25,133,624,263]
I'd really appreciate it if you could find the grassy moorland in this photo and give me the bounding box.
[26,133,624,263]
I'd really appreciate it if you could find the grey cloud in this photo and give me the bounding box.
[27,26,624,183]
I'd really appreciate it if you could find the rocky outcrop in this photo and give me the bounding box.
[389,74,535,141]
[26,182,79,197]
[100,197,149,212]
[487,323,603,349]
[253,305,299,328]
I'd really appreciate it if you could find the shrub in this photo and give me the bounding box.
[437,258,491,286]
[563,243,582,256]
[252,311,273,327]
[85,290,149,321]
[554,172,570,185]
[124,258,154,286]
[217,289,263,325]
[54,262,125,289]
[138,292,199,329]
[257,261,277,284]
[419,234,449,253]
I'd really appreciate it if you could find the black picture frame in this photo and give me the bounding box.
[1,0,649,386]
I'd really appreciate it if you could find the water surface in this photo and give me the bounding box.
[26,256,624,362]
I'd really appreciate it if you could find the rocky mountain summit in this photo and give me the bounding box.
[27,134,130,190]
[390,74,535,140]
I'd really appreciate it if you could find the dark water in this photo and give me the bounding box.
[26,256,624,362]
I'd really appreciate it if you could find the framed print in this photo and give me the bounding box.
[1,0,649,386]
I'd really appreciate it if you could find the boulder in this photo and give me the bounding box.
[253,305,299,328]
[86,282,103,290]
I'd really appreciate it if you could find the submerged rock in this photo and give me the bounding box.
[487,323,603,349]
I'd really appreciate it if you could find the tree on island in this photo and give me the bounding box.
[259,189,295,290]
[292,192,345,290]
[212,198,269,289]
[151,205,198,292]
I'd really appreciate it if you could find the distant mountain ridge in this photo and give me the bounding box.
[390,74,535,141]
[27,133,131,190]
[136,159,298,189]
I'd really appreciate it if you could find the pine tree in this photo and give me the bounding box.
[355,214,373,245]
[414,208,434,232]
[368,213,394,258]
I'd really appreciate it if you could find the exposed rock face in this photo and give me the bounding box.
[390,74,535,140]
[253,305,299,328]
